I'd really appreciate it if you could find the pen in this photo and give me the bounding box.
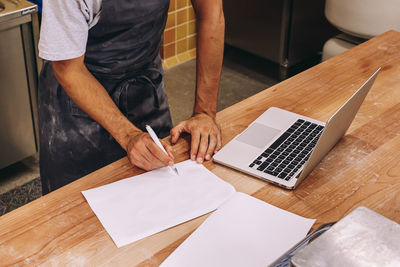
[145,125,179,175]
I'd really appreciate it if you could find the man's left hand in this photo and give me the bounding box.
[170,113,222,163]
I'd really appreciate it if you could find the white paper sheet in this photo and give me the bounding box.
[82,160,236,248]
[161,192,315,267]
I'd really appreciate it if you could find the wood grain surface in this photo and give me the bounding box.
[1,31,399,266]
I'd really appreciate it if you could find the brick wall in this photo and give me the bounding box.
[161,0,197,68]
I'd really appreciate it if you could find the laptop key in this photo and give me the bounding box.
[278,163,287,169]
[312,129,320,134]
[264,169,275,175]
[257,162,269,171]
[284,167,293,173]
[309,123,317,129]
[307,144,315,150]
[269,132,291,149]
[249,163,255,168]
[295,157,303,163]
[278,172,288,179]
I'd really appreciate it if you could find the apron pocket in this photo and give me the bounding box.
[56,85,92,119]
[68,98,92,119]
[121,75,162,118]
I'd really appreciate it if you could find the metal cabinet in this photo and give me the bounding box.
[0,0,39,169]
[224,0,337,80]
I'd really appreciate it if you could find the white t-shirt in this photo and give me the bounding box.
[38,0,102,61]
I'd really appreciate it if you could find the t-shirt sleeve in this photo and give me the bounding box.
[38,0,98,61]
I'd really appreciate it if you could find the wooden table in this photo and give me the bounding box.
[1,30,400,266]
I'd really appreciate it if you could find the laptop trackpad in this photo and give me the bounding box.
[236,123,281,149]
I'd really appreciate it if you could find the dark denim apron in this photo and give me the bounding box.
[38,0,172,194]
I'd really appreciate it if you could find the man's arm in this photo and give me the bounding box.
[52,55,174,170]
[170,0,225,163]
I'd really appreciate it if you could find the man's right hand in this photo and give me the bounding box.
[125,131,175,171]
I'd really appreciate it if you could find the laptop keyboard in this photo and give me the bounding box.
[249,119,324,181]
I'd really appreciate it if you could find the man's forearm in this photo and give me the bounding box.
[52,56,140,151]
[192,0,225,118]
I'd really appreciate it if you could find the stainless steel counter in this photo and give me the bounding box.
[0,0,36,22]
[0,0,39,169]
[292,207,400,266]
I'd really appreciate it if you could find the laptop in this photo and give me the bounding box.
[213,68,380,189]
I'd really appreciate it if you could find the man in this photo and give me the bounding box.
[38,0,224,194]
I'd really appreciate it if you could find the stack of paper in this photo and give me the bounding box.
[161,192,315,267]
[82,160,235,247]
[83,159,315,266]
